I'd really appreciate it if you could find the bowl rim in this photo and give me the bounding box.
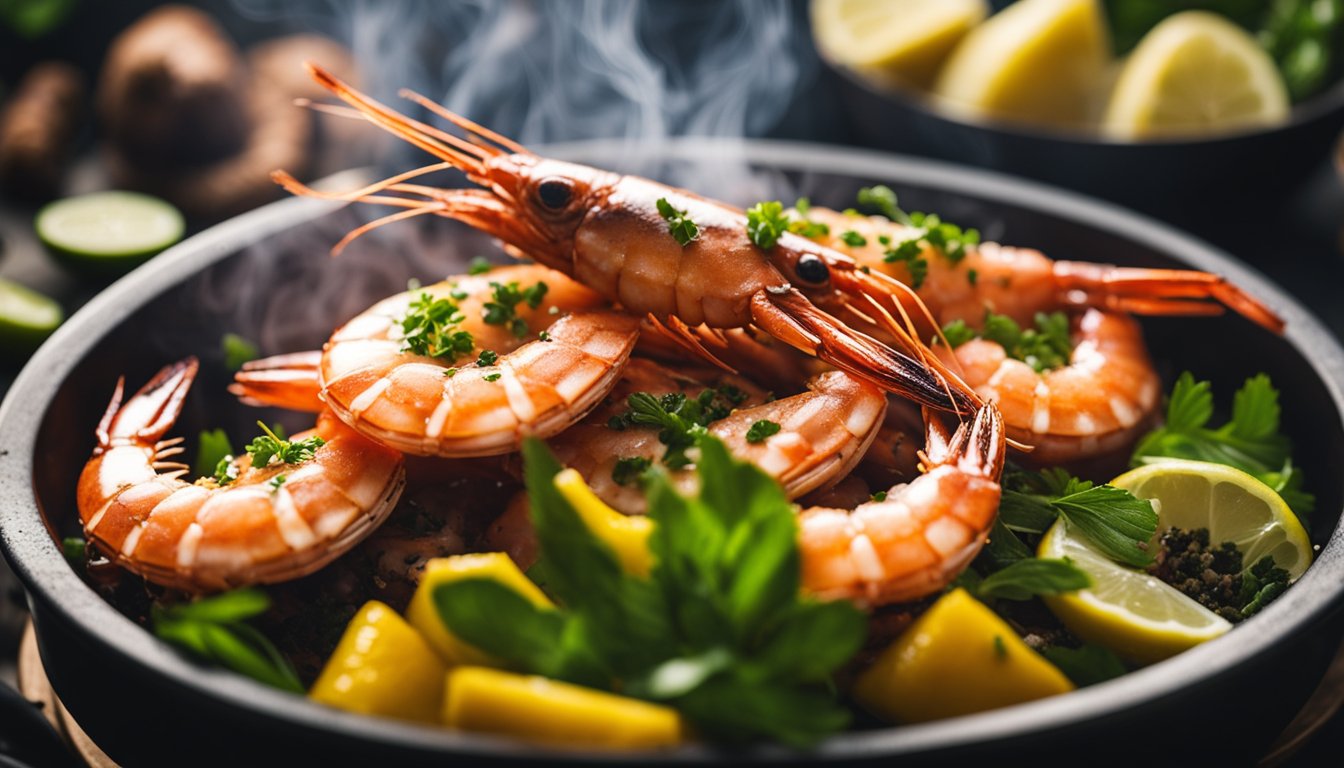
[3,139,1344,762]
[824,51,1344,147]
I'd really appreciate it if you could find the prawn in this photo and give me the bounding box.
[799,403,1005,607]
[548,357,887,515]
[232,264,641,457]
[77,358,406,593]
[271,64,980,418]
[804,207,1284,333]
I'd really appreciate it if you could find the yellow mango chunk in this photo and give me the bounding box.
[554,468,653,576]
[853,588,1073,723]
[309,601,446,723]
[443,667,682,749]
[406,553,552,666]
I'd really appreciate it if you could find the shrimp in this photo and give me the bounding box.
[799,404,1005,607]
[233,264,641,457]
[804,207,1284,333]
[935,308,1160,468]
[76,358,406,593]
[548,357,887,515]
[271,64,981,419]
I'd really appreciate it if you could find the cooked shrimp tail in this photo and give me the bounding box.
[98,357,198,452]
[1053,262,1284,333]
[798,404,1005,607]
[229,351,325,412]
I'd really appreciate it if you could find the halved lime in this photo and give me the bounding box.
[1038,459,1312,664]
[0,278,62,355]
[1103,11,1290,139]
[37,191,184,276]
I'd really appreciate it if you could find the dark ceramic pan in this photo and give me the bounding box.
[2,140,1344,766]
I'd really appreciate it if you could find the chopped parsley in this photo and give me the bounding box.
[612,456,653,486]
[62,536,85,563]
[857,186,979,269]
[788,197,830,238]
[400,292,474,360]
[882,238,929,290]
[870,491,887,502]
[482,280,548,338]
[839,230,867,247]
[746,201,790,250]
[1147,526,1292,623]
[432,437,867,746]
[443,367,458,377]
[745,419,782,443]
[213,455,239,486]
[468,256,493,275]
[483,372,502,382]
[608,388,740,469]
[267,474,287,493]
[940,311,1072,373]
[1132,373,1313,518]
[244,422,325,469]
[656,197,699,247]
[476,349,498,367]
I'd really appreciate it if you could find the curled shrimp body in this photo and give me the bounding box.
[549,358,887,515]
[273,65,980,419]
[234,264,641,457]
[799,404,1005,607]
[77,358,406,593]
[805,208,1284,333]
[938,308,1160,467]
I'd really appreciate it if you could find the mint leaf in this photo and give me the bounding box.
[976,558,1090,601]
[1053,485,1158,568]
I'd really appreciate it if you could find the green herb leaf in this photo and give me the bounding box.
[152,589,302,693]
[400,291,474,360]
[612,456,653,486]
[656,197,700,247]
[839,230,867,247]
[946,311,1072,372]
[745,419,781,443]
[976,558,1090,601]
[468,256,493,275]
[1041,644,1128,687]
[980,517,1035,570]
[856,185,905,222]
[746,201,790,250]
[482,280,548,338]
[244,422,325,469]
[194,429,234,479]
[61,536,85,563]
[939,319,977,348]
[221,333,258,372]
[476,349,498,366]
[1053,485,1158,568]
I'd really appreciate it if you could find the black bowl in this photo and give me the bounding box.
[3,140,1344,766]
[826,60,1344,220]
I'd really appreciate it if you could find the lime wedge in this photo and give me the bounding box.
[1039,459,1312,664]
[0,278,62,355]
[1103,11,1290,139]
[932,0,1111,126]
[37,191,184,275]
[811,0,990,89]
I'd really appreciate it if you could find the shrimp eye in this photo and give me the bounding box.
[795,253,829,284]
[536,177,573,211]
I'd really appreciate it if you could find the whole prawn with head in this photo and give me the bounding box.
[273,64,977,419]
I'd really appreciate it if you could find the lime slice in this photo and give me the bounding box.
[932,0,1111,126]
[0,277,62,355]
[1112,459,1312,580]
[37,191,184,275]
[811,0,990,89]
[1103,11,1290,140]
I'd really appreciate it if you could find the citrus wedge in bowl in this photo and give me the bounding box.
[811,0,989,89]
[1039,459,1312,665]
[1103,11,1290,140]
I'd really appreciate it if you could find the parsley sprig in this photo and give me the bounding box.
[744,198,832,250]
[401,291,475,360]
[482,280,548,338]
[941,311,1073,373]
[656,197,699,247]
[857,185,979,271]
[999,468,1159,568]
[245,422,325,469]
[1132,372,1314,517]
[607,388,743,468]
[432,437,866,746]
[152,589,302,693]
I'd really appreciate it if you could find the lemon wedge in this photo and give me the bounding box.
[1039,459,1312,664]
[811,0,989,89]
[932,0,1111,126]
[1103,11,1290,139]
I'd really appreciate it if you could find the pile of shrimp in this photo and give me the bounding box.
[75,65,1283,616]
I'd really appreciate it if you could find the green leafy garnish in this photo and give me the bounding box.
[940,311,1073,373]
[468,256,493,275]
[482,280,549,338]
[483,372,502,382]
[1240,553,1292,618]
[1041,644,1128,687]
[152,589,303,693]
[194,429,234,479]
[612,456,653,486]
[213,456,239,486]
[221,333,258,372]
[746,419,782,443]
[856,185,902,220]
[839,230,867,247]
[857,186,979,269]
[267,474,287,492]
[400,291,475,360]
[608,388,739,469]
[787,197,830,238]
[476,349,498,367]
[1132,372,1313,517]
[882,238,929,290]
[245,421,325,469]
[746,201,790,250]
[1261,0,1344,101]
[433,437,866,746]
[871,491,888,502]
[61,536,85,563]
[656,197,700,247]
[1001,468,1159,568]
[975,558,1090,601]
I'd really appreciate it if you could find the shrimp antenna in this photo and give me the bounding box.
[398,88,528,155]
